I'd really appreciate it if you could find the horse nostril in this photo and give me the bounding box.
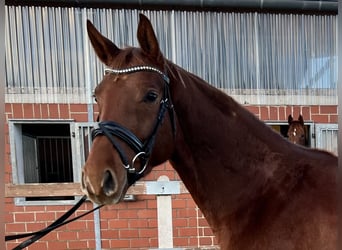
[102,170,116,196]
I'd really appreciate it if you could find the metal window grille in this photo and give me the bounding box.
[315,124,338,156]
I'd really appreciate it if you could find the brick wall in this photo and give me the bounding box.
[5,103,337,249]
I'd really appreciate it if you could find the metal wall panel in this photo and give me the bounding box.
[5,6,337,104]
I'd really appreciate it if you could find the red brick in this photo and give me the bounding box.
[40,104,49,118]
[109,239,130,248]
[312,114,329,123]
[100,210,118,219]
[329,115,338,123]
[301,106,310,120]
[260,106,269,120]
[278,106,286,121]
[70,104,87,112]
[26,222,47,232]
[189,217,198,227]
[119,229,139,238]
[24,206,45,212]
[178,227,198,236]
[35,212,56,221]
[22,104,34,118]
[186,198,197,208]
[148,218,158,227]
[320,105,337,114]
[285,106,292,118]
[101,239,111,249]
[12,104,23,118]
[58,231,78,241]
[173,218,187,227]
[244,105,259,115]
[66,220,87,231]
[176,208,197,217]
[68,240,88,249]
[101,229,119,239]
[129,219,148,228]
[147,200,157,209]
[174,237,189,246]
[32,103,41,118]
[126,200,147,209]
[48,104,59,118]
[130,238,151,248]
[311,105,319,114]
[87,239,96,249]
[173,199,187,208]
[269,106,278,120]
[5,223,26,233]
[199,236,214,245]
[292,106,301,118]
[5,103,12,113]
[139,228,157,238]
[47,240,68,249]
[59,104,70,118]
[189,236,200,246]
[77,231,94,240]
[118,210,138,219]
[14,212,35,222]
[108,219,128,229]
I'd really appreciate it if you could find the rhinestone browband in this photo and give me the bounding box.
[104,65,170,84]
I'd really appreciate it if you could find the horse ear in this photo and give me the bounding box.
[298,115,304,125]
[87,20,120,66]
[288,115,293,124]
[137,14,163,64]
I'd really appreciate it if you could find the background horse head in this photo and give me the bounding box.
[82,14,337,249]
[287,114,306,145]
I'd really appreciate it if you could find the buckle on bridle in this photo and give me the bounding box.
[126,151,148,174]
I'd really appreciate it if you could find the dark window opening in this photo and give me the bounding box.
[21,123,74,201]
[270,124,311,147]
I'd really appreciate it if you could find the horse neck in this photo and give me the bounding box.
[167,63,294,234]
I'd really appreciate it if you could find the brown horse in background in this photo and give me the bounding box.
[81,14,337,250]
[287,114,306,146]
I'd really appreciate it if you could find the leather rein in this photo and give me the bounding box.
[5,65,175,249]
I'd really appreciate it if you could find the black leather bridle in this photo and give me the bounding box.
[92,65,176,185]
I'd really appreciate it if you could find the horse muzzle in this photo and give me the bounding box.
[81,167,126,205]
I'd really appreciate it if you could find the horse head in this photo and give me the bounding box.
[81,14,176,205]
[287,114,305,145]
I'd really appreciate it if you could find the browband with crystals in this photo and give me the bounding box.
[104,65,170,84]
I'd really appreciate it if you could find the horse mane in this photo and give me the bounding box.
[165,60,297,155]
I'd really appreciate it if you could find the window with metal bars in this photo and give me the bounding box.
[9,121,78,203]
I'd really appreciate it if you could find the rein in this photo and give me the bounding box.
[5,195,103,250]
[92,65,175,185]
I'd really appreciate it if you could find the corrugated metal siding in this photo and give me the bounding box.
[5,6,337,104]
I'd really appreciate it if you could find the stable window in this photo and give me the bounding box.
[268,121,338,156]
[269,122,313,147]
[9,120,80,205]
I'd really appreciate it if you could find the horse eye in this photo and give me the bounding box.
[144,92,158,103]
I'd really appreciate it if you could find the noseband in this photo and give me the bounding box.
[91,65,176,185]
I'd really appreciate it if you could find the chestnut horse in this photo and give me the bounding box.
[82,14,337,249]
[287,114,306,146]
